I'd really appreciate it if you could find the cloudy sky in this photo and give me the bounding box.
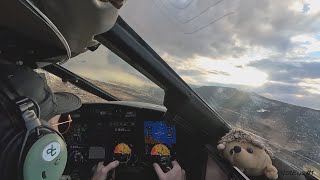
[113,0,320,109]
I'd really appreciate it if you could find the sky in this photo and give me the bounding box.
[112,0,320,109]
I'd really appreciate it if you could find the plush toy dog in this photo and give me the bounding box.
[217,129,278,180]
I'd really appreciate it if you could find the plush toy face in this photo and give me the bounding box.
[218,141,272,175]
[217,129,279,180]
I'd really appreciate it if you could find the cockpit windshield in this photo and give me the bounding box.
[119,0,320,173]
[55,46,165,105]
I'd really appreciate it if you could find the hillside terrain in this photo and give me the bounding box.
[42,70,164,104]
[195,86,320,171]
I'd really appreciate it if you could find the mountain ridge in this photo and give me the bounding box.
[196,85,319,111]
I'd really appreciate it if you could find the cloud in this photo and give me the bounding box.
[120,0,320,60]
[298,78,320,94]
[249,58,320,82]
[120,0,320,104]
[244,57,320,109]
[252,81,320,109]
[60,0,320,109]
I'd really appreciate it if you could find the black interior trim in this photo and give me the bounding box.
[205,144,247,180]
[0,27,66,68]
[201,148,209,180]
[43,64,119,101]
[96,17,190,94]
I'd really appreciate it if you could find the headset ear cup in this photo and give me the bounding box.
[20,122,67,180]
[23,133,67,180]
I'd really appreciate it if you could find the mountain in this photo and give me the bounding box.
[194,86,320,170]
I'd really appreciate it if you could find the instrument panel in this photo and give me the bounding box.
[62,103,176,180]
[61,102,289,180]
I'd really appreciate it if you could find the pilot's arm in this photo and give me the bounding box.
[91,161,119,180]
[153,161,186,180]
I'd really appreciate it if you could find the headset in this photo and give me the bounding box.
[0,76,68,180]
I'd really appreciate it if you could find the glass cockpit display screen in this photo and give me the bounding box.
[144,121,176,155]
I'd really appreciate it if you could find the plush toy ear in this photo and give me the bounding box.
[217,142,226,151]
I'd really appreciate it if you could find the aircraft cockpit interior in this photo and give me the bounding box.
[1,0,320,180]
[60,102,182,179]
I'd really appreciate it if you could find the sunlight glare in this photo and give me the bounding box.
[195,57,268,87]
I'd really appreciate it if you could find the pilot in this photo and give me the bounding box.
[0,67,186,180]
[0,64,121,180]
[0,0,185,180]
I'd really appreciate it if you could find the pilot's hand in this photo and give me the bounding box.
[153,161,186,180]
[91,160,119,180]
